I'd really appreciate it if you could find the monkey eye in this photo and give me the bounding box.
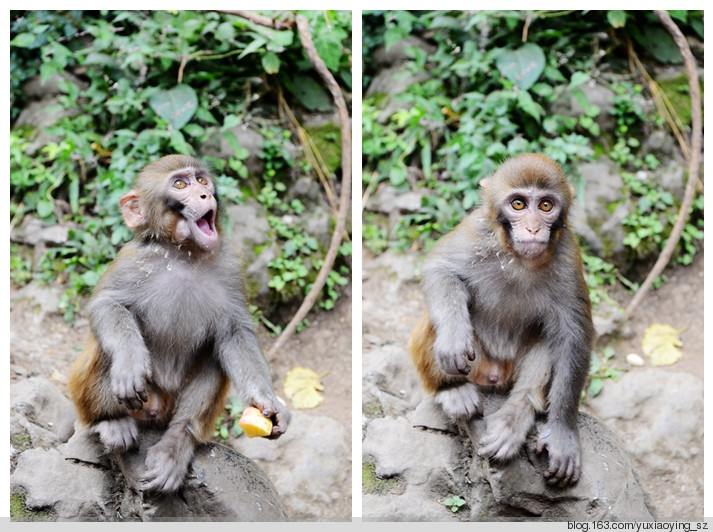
[173,179,187,189]
[511,198,527,211]
[539,199,554,212]
[197,176,208,186]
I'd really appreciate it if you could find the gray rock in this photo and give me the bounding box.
[11,445,112,521]
[362,393,658,521]
[551,82,617,133]
[202,124,267,177]
[465,403,657,520]
[571,159,629,258]
[588,369,703,473]
[10,216,70,247]
[11,376,77,443]
[367,183,429,215]
[372,36,437,67]
[362,415,468,521]
[230,410,350,521]
[11,427,288,521]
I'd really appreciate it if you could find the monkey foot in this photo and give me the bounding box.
[434,382,483,419]
[478,411,530,462]
[95,417,139,452]
[536,424,582,486]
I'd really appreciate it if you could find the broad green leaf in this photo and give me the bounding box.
[288,74,332,112]
[607,11,627,28]
[495,43,545,91]
[10,33,36,48]
[261,52,280,74]
[149,84,198,130]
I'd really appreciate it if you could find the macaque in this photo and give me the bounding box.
[68,154,290,493]
[409,154,594,487]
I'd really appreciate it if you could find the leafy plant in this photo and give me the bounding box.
[621,172,703,265]
[213,396,245,441]
[10,10,352,322]
[587,346,626,398]
[443,495,467,513]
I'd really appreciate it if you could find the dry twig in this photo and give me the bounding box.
[625,11,702,319]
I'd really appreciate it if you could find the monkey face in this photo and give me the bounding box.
[119,155,220,253]
[165,168,219,251]
[499,190,562,259]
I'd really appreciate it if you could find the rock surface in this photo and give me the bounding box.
[10,378,288,521]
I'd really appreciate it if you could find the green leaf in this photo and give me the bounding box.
[239,34,268,59]
[517,91,542,122]
[149,84,198,130]
[287,74,332,112]
[495,43,545,90]
[607,11,627,28]
[568,71,590,89]
[261,52,281,74]
[10,33,36,48]
[384,28,402,51]
[36,199,54,219]
[589,378,604,397]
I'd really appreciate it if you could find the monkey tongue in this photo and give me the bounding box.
[192,210,218,250]
[196,211,215,236]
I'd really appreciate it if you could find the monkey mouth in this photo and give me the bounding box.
[196,209,216,237]
[513,239,548,256]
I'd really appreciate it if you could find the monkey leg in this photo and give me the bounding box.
[478,348,551,462]
[409,312,483,418]
[141,363,229,493]
[535,354,585,487]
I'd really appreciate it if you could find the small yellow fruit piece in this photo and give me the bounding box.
[238,406,273,438]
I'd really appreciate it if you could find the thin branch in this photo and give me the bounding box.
[219,10,294,31]
[625,11,702,319]
[266,14,352,359]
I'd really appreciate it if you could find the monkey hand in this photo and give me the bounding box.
[110,356,152,411]
[536,422,582,487]
[250,395,291,440]
[433,331,476,376]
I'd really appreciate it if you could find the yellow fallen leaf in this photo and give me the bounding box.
[284,366,327,409]
[641,323,683,366]
[238,406,273,438]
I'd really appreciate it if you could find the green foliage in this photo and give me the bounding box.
[362,10,703,301]
[443,495,467,513]
[213,396,246,441]
[10,10,352,321]
[587,346,626,398]
[621,172,703,265]
[363,10,610,248]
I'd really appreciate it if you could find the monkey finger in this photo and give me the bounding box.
[121,395,143,410]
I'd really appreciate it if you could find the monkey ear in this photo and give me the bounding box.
[119,190,145,228]
[480,178,490,190]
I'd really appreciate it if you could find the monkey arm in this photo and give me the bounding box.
[420,226,478,376]
[537,276,594,486]
[215,307,291,439]
[86,248,153,410]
